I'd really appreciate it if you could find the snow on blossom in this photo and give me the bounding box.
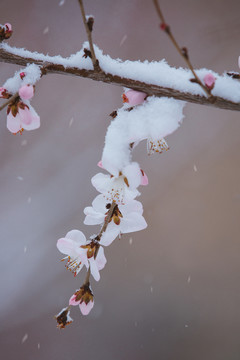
[122,89,147,106]
[7,101,40,134]
[3,64,41,94]
[91,162,143,204]
[84,194,147,246]
[19,84,34,100]
[102,97,185,175]
[69,284,94,316]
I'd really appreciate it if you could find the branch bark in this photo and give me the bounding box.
[0,47,240,112]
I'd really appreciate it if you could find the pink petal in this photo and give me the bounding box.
[203,73,215,89]
[18,106,40,131]
[7,112,21,133]
[69,294,81,306]
[18,107,32,125]
[140,170,148,186]
[97,160,104,169]
[79,300,94,315]
[19,85,34,100]
[123,90,147,106]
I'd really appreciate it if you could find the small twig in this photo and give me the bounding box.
[0,92,18,111]
[153,0,212,98]
[98,201,116,240]
[83,267,91,285]
[78,0,100,72]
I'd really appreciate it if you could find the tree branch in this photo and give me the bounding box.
[0,47,240,112]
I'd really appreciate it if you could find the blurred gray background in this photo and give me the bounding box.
[0,0,240,359]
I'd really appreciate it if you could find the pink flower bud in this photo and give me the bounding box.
[203,73,215,90]
[97,160,104,169]
[122,90,147,106]
[0,87,6,97]
[20,72,26,80]
[19,84,34,100]
[4,23,12,32]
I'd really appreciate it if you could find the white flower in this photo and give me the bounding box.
[57,229,106,281]
[147,137,169,155]
[84,194,147,246]
[91,162,142,204]
[57,230,89,276]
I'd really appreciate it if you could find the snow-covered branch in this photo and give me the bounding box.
[1,43,240,111]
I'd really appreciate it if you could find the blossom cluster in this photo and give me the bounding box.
[0,60,41,134]
[55,89,183,327]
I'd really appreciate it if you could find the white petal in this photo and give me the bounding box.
[122,162,141,189]
[95,246,107,270]
[120,200,143,215]
[91,173,111,194]
[92,194,109,213]
[56,238,78,258]
[65,230,86,245]
[100,226,119,246]
[89,258,100,281]
[120,213,147,234]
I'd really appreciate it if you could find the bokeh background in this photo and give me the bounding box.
[0,0,240,359]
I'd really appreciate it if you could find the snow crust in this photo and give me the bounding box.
[102,97,185,176]
[2,42,240,103]
[3,63,41,93]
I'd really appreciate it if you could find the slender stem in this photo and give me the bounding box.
[98,201,116,240]
[0,92,18,111]
[78,0,100,71]
[153,0,211,98]
[83,267,91,285]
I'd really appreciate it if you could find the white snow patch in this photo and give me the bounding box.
[3,63,41,94]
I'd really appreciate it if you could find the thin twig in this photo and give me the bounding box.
[98,201,117,240]
[153,0,212,98]
[0,92,18,111]
[83,267,91,285]
[78,0,100,72]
